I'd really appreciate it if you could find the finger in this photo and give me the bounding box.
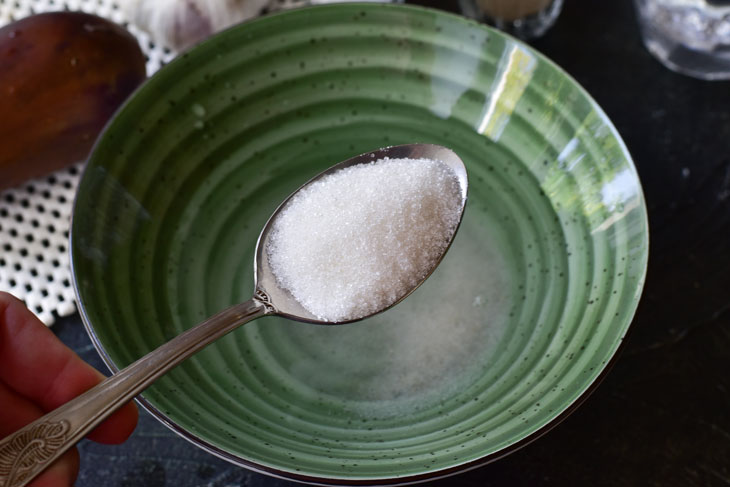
[0,381,80,487]
[0,292,138,444]
[0,378,44,436]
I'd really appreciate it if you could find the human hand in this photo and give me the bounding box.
[0,292,138,487]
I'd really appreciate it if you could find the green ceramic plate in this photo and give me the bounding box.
[71,3,648,484]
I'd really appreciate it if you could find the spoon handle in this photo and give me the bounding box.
[0,298,267,487]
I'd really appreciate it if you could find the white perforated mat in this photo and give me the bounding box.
[0,0,177,325]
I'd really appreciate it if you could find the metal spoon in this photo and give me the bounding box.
[0,143,468,487]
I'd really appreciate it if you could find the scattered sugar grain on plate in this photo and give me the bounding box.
[267,157,463,322]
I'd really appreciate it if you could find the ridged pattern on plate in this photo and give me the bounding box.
[71,4,648,483]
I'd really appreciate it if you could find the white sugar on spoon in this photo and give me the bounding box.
[267,157,464,321]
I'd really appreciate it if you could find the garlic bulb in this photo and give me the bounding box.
[119,0,269,51]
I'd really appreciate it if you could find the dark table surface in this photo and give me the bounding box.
[52,0,730,485]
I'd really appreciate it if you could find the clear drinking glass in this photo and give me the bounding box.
[634,0,730,80]
[458,0,564,39]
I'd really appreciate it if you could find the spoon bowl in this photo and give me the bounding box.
[256,143,468,324]
[0,143,467,487]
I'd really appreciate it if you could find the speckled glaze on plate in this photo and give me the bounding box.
[71,4,648,485]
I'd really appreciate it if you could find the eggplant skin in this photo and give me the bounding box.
[0,12,146,190]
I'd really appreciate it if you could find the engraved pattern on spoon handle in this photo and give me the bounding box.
[0,420,70,487]
[0,298,269,487]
